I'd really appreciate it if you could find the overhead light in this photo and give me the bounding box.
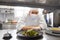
[17,0,34,2]
[17,0,24,2]
[35,0,46,3]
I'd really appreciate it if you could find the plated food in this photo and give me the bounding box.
[21,29,39,37]
[50,28,60,31]
[50,28,60,34]
[17,26,43,39]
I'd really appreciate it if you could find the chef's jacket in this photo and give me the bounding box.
[16,14,47,30]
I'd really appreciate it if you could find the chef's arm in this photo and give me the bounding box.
[39,15,47,30]
[16,17,26,31]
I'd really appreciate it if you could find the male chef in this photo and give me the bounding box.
[17,9,47,30]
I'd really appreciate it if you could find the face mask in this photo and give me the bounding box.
[30,14,38,18]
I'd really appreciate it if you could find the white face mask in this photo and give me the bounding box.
[30,14,38,18]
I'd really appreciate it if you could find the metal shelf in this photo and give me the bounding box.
[0,0,60,9]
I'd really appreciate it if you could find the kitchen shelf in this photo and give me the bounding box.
[0,0,60,9]
[0,8,14,14]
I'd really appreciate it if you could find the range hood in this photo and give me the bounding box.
[0,0,60,9]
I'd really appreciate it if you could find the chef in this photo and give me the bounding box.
[17,9,47,30]
[43,10,52,27]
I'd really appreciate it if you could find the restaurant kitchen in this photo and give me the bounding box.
[0,0,60,40]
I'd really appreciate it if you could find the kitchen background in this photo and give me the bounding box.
[0,5,59,30]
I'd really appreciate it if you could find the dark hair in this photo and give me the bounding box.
[43,10,48,14]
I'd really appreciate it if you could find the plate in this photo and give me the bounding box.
[45,30,60,37]
[17,31,43,40]
[50,28,60,34]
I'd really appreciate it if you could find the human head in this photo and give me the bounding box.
[29,9,38,15]
[43,10,48,14]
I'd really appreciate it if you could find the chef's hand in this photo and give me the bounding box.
[32,27,42,30]
[21,26,42,30]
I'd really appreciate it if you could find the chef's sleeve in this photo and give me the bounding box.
[16,16,26,30]
[39,14,47,29]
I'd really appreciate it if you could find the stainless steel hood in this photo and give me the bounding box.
[0,0,60,9]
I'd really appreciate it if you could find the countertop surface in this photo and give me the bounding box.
[0,29,60,40]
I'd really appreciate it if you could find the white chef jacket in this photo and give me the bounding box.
[16,14,47,30]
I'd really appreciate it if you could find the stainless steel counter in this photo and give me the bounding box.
[0,30,60,40]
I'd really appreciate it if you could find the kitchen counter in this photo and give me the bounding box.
[0,29,60,40]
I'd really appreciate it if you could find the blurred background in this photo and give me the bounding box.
[0,5,60,30]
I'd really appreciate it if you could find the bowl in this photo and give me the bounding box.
[17,31,43,40]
